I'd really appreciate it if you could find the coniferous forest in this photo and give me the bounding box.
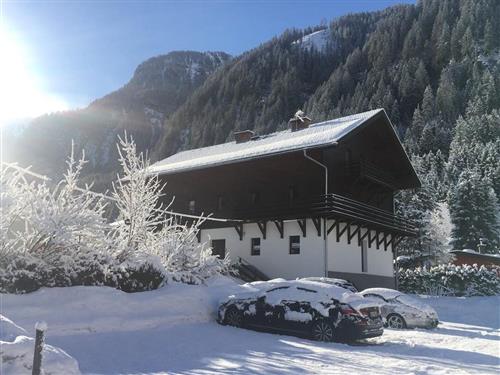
[10,0,500,257]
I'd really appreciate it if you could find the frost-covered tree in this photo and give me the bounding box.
[0,165,28,258]
[111,134,167,261]
[448,169,499,252]
[0,148,110,262]
[22,152,109,260]
[111,135,231,283]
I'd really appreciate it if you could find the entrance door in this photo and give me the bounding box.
[211,239,226,259]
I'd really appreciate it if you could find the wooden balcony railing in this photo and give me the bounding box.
[233,193,416,236]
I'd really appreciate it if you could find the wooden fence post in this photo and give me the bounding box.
[32,322,47,375]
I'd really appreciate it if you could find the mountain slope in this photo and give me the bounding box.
[11,51,231,189]
[153,0,499,161]
[153,14,381,158]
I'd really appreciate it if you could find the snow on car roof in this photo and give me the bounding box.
[230,279,372,310]
[301,277,350,284]
[149,109,384,175]
[361,288,404,299]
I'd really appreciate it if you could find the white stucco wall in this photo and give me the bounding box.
[200,219,325,279]
[201,220,394,279]
[327,222,394,278]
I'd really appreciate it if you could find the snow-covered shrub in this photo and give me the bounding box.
[114,258,166,292]
[110,136,232,285]
[150,218,232,284]
[0,150,117,293]
[398,263,499,296]
[1,137,232,294]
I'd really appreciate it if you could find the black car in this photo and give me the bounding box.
[217,280,383,342]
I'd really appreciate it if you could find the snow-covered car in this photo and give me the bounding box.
[299,277,358,292]
[359,288,439,329]
[217,279,383,342]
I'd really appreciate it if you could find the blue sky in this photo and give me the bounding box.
[1,0,415,120]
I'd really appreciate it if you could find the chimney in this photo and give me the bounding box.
[288,110,312,132]
[234,130,255,143]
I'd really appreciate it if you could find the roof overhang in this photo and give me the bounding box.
[149,108,421,190]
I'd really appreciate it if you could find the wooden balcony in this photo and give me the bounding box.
[233,193,416,236]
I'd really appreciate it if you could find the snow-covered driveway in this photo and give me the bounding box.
[1,278,499,374]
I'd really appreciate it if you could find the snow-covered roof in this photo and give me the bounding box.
[450,250,500,261]
[150,108,385,176]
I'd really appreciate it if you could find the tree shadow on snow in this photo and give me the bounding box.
[432,325,499,342]
[48,322,499,375]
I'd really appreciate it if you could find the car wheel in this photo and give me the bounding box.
[225,307,243,327]
[312,320,334,342]
[386,314,406,329]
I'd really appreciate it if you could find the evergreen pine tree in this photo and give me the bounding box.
[448,169,499,252]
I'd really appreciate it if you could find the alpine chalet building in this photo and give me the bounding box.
[149,109,420,289]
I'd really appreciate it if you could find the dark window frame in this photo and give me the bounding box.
[251,237,261,256]
[289,235,300,255]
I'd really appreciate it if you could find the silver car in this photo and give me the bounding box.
[359,288,439,329]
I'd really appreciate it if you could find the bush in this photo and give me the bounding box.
[0,251,168,294]
[398,263,500,296]
[0,137,231,295]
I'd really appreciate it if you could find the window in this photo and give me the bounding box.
[251,238,261,256]
[188,200,196,213]
[217,196,224,211]
[211,239,226,259]
[361,239,368,272]
[289,235,300,255]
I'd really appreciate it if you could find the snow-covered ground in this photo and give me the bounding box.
[1,277,499,374]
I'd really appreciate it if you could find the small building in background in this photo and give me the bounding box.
[449,250,500,268]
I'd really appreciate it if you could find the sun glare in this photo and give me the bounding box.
[0,25,68,126]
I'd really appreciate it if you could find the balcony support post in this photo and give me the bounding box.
[384,233,392,251]
[348,224,360,244]
[368,230,377,248]
[257,221,267,239]
[377,231,386,250]
[274,220,284,239]
[358,227,369,246]
[336,222,349,242]
[234,223,244,241]
[312,217,322,237]
[327,220,337,235]
[297,219,307,237]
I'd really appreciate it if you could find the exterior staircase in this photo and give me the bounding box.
[235,257,270,282]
